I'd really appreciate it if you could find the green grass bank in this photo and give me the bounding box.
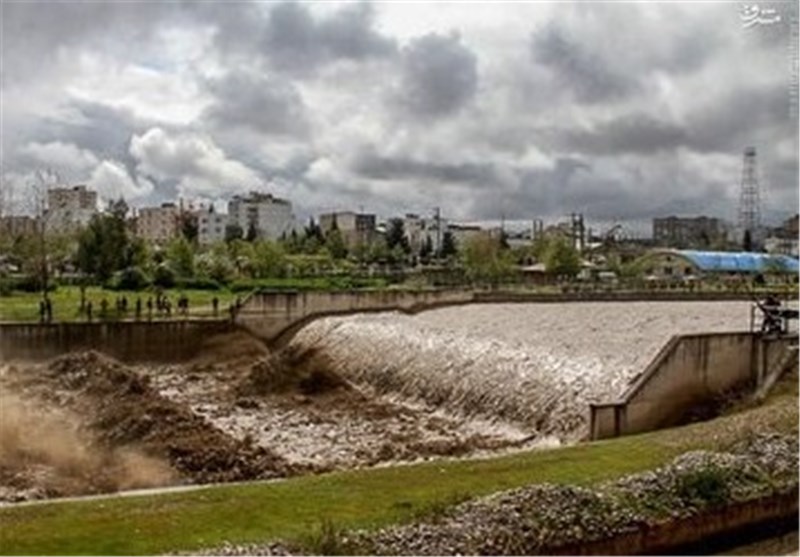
[1,383,795,556]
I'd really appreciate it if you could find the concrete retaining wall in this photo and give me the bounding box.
[590,332,798,439]
[0,320,234,362]
[236,289,474,343]
[551,490,798,555]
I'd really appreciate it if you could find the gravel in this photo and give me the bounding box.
[203,432,797,556]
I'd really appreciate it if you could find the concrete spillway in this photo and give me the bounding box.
[288,301,753,440]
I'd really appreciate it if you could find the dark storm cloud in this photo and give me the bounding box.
[555,114,688,156]
[203,71,310,137]
[1,2,180,84]
[685,85,791,154]
[532,25,637,104]
[352,150,495,185]
[393,33,478,118]
[44,101,149,160]
[463,157,591,219]
[260,2,396,74]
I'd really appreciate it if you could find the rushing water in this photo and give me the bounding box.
[289,301,754,440]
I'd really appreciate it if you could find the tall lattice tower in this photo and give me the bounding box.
[738,146,761,244]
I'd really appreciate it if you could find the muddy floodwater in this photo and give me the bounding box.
[289,301,755,439]
[0,301,761,502]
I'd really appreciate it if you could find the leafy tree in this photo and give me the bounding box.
[462,235,517,285]
[439,231,458,259]
[743,229,753,252]
[325,228,348,260]
[386,218,410,254]
[196,243,235,284]
[225,223,244,243]
[227,239,255,276]
[245,221,259,242]
[166,236,195,278]
[179,212,199,244]
[543,236,581,278]
[153,263,176,288]
[76,212,130,282]
[252,240,287,278]
[419,235,434,262]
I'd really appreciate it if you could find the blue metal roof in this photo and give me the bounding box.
[677,250,800,273]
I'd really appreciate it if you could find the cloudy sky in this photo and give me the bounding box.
[1,1,798,232]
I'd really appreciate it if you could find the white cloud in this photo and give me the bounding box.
[129,127,263,199]
[17,141,99,180]
[87,160,154,202]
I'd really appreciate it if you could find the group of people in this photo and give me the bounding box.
[76,294,222,321]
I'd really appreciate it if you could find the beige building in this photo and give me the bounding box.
[319,211,376,249]
[652,216,723,249]
[0,215,39,238]
[45,185,98,233]
[136,203,180,244]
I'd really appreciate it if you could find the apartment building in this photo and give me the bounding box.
[319,211,377,249]
[45,185,98,233]
[228,192,294,241]
[197,207,228,245]
[137,203,180,244]
[652,216,723,249]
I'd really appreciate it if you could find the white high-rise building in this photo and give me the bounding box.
[228,192,294,241]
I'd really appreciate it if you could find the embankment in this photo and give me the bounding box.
[0,320,233,362]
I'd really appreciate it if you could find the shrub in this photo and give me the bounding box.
[152,263,176,289]
[677,466,730,506]
[107,266,151,291]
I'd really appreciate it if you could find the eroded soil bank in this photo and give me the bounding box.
[0,332,535,502]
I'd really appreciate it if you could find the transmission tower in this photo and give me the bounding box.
[738,146,761,247]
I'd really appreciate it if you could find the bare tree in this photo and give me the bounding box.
[26,169,61,299]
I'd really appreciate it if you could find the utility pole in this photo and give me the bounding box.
[434,206,441,262]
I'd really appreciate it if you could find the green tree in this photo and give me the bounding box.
[543,236,581,278]
[252,240,287,278]
[462,235,517,286]
[166,236,195,278]
[386,218,410,254]
[245,221,259,242]
[76,212,130,283]
[439,231,458,259]
[225,223,244,243]
[325,228,348,260]
[419,235,434,262]
[179,212,199,244]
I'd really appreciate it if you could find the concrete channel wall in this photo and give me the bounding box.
[552,490,798,556]
[590,332,798,439]
[236,289,474,343]
[0,320,233,362]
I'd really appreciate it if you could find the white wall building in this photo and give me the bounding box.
[197,207,228,245]
[45,185,98,233]
[228,192,294,241]
[403,213,446,253]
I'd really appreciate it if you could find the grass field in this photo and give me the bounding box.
[0,287,239,322]
[1,381,796,556]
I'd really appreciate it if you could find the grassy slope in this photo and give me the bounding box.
[1,382,796,556]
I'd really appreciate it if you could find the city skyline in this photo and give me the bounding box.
[1,1,798,228]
